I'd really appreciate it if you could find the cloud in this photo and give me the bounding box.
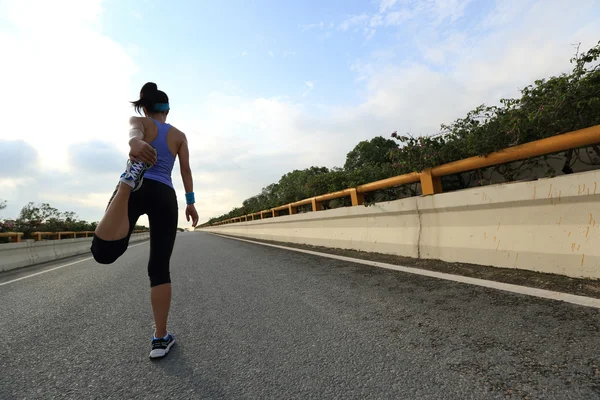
[301,21,335,31]
[242,51,248,57]
[130,10,142,20]
[268,51,274,58]
[0,140,39,177]
[379,0,398,13]
[301,21,325,31]
[0,0,152,225]
[164,91,356,221]
[365,28,376,41]
[283,51,296,58]
[339,14,369,31]
[0,0,137,174]
[302,81,315,97]
[339,0,475,39]
[68,141,126,174]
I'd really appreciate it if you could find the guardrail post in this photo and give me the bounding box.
[311,198,322,212]
[420,168,443,195]
[350,189,364,206]
[272,210,277,218]
[289,205,297,215]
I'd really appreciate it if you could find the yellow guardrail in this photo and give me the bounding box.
[0,230,150,242]
[0,232,24,242]
[211,124,600,226]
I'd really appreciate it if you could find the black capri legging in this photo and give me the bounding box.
[91,178,178,287]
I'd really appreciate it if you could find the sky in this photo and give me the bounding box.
[1,0,600,228]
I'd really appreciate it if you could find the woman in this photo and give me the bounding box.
[91,82,199,359]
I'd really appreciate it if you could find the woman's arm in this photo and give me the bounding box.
[178,133,193,194]
[128,116,157,165]
[178,132,199,227]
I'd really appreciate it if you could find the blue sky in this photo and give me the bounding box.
[103,0,395,108]
[1,0,600,227]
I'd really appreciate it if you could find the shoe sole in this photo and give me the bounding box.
[149,337,176,359]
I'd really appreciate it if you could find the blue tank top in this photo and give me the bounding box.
[144,118,176,189]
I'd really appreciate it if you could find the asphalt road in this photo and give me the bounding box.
[1,232,599,399]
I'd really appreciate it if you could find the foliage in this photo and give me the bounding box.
[388,41,600,189]
[10,202,97,237]
[344,136,398,171]
[207,41,600,225]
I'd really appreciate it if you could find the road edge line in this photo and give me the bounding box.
[0,241,149,287]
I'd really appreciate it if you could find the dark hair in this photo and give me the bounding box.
[131,82,169,115]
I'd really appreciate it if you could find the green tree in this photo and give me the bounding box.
[277,167,330,204]
[344,136,398,171]
[16,203,61,235]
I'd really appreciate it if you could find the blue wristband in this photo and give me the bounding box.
[185,192,195,205]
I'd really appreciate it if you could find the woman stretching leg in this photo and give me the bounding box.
[92,82,199,359]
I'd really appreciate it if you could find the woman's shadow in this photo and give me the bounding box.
[150,341,228,399]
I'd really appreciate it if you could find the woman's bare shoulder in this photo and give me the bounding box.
[168,124,188,141]
[129,116,155,129]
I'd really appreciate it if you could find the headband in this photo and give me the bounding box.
[153,103,170,112]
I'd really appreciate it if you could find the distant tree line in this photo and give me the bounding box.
[0,201,150,242]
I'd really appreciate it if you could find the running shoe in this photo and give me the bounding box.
[149,332,176,359]
[119,159,151,192]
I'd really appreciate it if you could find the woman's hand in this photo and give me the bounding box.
[129,138,157,165]
[186,204,199,227]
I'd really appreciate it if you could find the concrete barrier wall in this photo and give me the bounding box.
[0,233,150,273]
[202,170,600,280]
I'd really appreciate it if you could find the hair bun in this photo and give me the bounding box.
[140,82,158,98]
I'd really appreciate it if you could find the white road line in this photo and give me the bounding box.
[212,234,600,310]
[0,241,149,287]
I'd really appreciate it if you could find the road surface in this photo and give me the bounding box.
[1,232,599,399]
